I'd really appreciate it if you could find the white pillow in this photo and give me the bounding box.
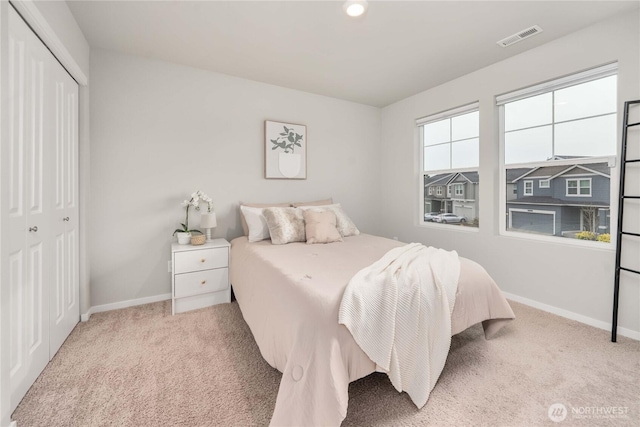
[297,203,360,237]
[240,205,270,242]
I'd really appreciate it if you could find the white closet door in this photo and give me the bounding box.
[8,7,52,411]
[50,63,80,357]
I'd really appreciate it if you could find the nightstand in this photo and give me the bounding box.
[171,238,230,315]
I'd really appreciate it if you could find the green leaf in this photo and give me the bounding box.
[288,135,294,142]
[294,142,301,147]
[272,146,278,150]
[279,132,287,136]
[283,126,289,132]
[270,139,279,143]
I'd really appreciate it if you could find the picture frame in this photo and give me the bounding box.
[265,120,307,179]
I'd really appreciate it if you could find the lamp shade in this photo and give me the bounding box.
[200,212,217,228]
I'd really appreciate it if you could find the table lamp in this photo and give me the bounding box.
[200,212,217,242]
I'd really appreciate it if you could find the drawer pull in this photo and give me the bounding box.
[201,259,206,263]
[201,280,206,285]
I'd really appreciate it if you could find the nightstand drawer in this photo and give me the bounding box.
[174,268,229,298]
[174,247,228,274]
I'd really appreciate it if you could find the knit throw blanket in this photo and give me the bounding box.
[339,243,460,408]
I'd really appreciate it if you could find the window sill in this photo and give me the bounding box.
[418,222,480,233]
[499,230,615,251]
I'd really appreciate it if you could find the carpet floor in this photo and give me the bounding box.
[11,299,639,426]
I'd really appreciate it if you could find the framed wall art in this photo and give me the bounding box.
[265,120,307,179]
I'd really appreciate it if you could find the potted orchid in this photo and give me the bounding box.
[173,190,211,244]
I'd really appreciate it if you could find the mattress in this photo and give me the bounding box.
[230,234,515,426]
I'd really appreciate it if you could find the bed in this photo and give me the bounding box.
[230,232,515,426]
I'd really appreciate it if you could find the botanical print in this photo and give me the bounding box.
[265,121,307,179]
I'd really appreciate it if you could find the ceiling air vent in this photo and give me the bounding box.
[497,25,543,47]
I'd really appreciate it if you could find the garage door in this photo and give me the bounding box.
[510,210,555,235]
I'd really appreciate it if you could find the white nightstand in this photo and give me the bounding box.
[171,238,231,315]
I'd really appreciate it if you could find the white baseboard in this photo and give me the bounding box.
[80,293,172,322]
[503,292,640,341]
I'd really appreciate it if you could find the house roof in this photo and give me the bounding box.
[424,173,453,186]
[508,196,609,207]
[514,162,610,182]
[506,168,533,183]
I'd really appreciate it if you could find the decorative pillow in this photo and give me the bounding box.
[239,206,270,242]
[239,201,289,236]
[262,207,306,245]
[303,210,343,244]
[290,198,333,208]
[298,203,360,237]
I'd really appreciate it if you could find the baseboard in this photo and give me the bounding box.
[503,292,640,341]
[80,293,172,322]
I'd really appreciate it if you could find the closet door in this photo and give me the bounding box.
[8,6,52,410]
[50,63,80,357]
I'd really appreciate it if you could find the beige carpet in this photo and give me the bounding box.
[12,300,639,426]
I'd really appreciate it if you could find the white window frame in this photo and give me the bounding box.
[436,186,443,196]
[524,180,534,196]
[497,63,618,249]
[447,185,452,197]
[454,184,464,197]
[417,102,479,232]
[566,178,592,197]
[428,187,433,195]
[539,179,550,188]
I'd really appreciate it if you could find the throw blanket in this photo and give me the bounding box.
[339,243,460,408]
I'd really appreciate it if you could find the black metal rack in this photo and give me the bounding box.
[612,100,640,342]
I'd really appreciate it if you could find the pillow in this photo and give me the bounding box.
[262,207,306,245]
[239,206,271,242]
[297,203,360,237]
[303,210,343,244]
[290,198,333,208]
[239,201,290,236]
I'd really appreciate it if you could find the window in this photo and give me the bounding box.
[419,102,479,228]
[498,63,616,244]
[428,187,433,195]
[566,178,591,196]
[524,181,533,196]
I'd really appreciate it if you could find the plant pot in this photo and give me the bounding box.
[175,232,191,245]
[278,152,302,178]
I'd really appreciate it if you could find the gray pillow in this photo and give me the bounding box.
[262,207,306,245]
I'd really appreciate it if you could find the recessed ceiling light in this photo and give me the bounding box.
[343,1,368,17]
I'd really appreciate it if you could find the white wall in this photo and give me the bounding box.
[380,12,640,337]
[89,49,381,307]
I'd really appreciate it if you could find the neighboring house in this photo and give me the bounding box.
[507,162,610,236]
[424,171,479,221]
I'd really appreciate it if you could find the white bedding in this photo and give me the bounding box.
[230,234,515,426]
[339,243,460,409]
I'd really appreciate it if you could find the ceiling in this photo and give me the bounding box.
[66,1,638,107]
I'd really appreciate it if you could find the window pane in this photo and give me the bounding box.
[424,144,450,171]
[554,114,617,157]
[452,111,479,141]
[451,138,479,169]
[505,93,552,132]
[424,119,450,146]
[555,75,617,122]
[506,162,611,241]
[424,172,479,228]
[505,126,552,164]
